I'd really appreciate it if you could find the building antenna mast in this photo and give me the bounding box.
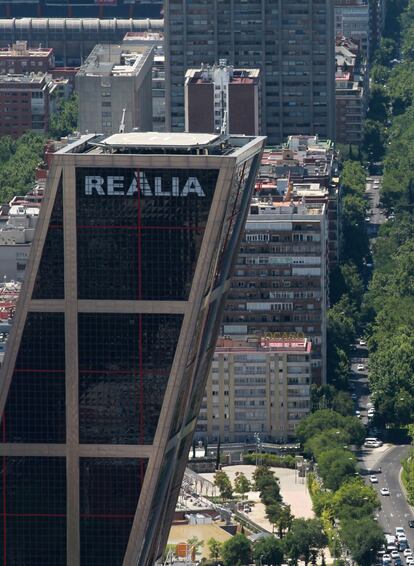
[119,108,126,133]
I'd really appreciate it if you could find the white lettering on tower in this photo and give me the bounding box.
[84,174,206,197]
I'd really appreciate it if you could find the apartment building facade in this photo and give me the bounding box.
[196,336,312,443]
[164,0,335,144]
[0,73,51,138]
[222,199,328,385]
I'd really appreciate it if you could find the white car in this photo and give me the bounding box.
[380,487,390,496]
[368,409,376,418]
[403,549,412,557]
[407,559,414,566]
[355,410,361,418]
[382,554,391,564]
[359,339,367,346]
[370,475,378,483]
[357,364,365,371]
[391,550,399,559]
[396,527,405,536]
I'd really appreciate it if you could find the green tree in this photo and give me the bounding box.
[304,429,351,460]
[332,478,380,520]
[317,448,357,491]
[187,536,204,559]
[266,503,293,538]
[234,472,251,500]
[214,470,233,499]
[49,93,79,139]
[253,536,284,566]
[207,538,222,562]
[221,533,252,566]
[283,518,327,566]
[296,409,364,447]
[340,517,385,566]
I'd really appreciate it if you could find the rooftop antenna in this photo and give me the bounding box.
[220,109,228,135]
[119,108,126,133]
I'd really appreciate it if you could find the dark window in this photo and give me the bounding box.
[32,178,64,299]
[0,457,66,565]
[80,458,146,565]
[76,168,218,300]
[1,313,65,443]
[78,313,182,444]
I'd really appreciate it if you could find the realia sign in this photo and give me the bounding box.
[84,172,206,197]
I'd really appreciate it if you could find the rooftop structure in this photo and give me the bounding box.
[0,40,54,74]
[76,44,154,135]
[0,130,265,565]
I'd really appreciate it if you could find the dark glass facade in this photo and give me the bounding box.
[80,458,146,565]
[76,168,218,301]
[0,457,67,565]
[1,313,66,444]
[0,133,264,564]
[78,313,182,444]
[32,179,64,300]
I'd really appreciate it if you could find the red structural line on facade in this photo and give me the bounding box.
[3,418,6,565]
[77,225,204,231]
[136,170,145,444]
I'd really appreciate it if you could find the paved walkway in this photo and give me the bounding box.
[200,464,314,531]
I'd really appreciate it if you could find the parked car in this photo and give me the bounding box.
[396,527,405,536]
[408,519,414,528]
[390,550,399,559]
[357,364,365,371]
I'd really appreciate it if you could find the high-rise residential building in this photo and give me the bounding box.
[336,40,368,144]
[0,72,52,138]
[76,44,154,136]
[222,198,328,385]
[164,0,335,144]
[123,32,166,132]
[0,130,265,565]
[335,0,370,58]
[196,336,312,443]
[185,62,261,136]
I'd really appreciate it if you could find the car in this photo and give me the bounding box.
[359,339,367,346]
[357,364,365,371]
[370,475,379,483]
[407,559,414,566]
[356,410,361,418]
[397,534,407,542]
[351,393,357,400]
[381,488,390,496]
[368,409,376,418]
[403,549,412,557]
[409,520,414,528]
[391,550,399,559]
[396,527,405,536]
[383,554,392,564]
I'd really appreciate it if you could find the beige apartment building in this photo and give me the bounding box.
[196,336,312,443]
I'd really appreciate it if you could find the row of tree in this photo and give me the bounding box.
[207,466,328,565]
[362,0,414,427]
[297,410,385,565]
